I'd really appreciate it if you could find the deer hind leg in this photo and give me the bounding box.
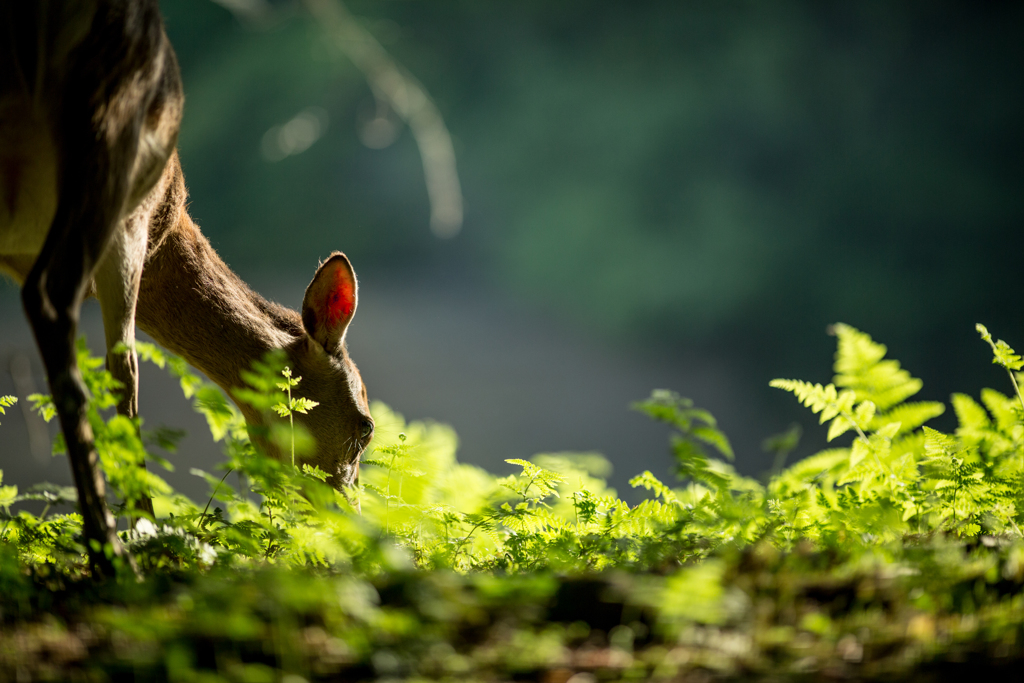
[22,173,134,578]
[23,82,165,581]
[94,208,155,520]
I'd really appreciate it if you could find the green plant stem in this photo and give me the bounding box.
[452,516,491,565]
[1010,517,1023,538]
[264,500,276,558]
[384,450,399,536]
[1006,368,1024,414]
[285,382,295,468]
[200,469,234,530]
[847,413,896,480]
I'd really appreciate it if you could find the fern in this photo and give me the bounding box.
[977,323,1024,413]
[831,323,923,410]
[0,395,15,426]
[769,379,869,441]
[5,322,1024,588]
[271,366,319,468]
[634,390,734,490]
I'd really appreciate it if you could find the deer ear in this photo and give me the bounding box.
[301,252,357,353]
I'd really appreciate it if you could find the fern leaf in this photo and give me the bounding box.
[362,483,390,498]
[861,377,923,413]
[495,502,537,532]
[134,341,167,368]
[689,424,734,460]
[977,323,1024,371]
[922,426,965,458]
[770,379,862,440]
[782,448,849,481]
[832,323,887,373]
[771,380,845,421]
[980,388,1019,432]
[0,395,15,426]
[831,323,923,410]
[837,457,884,486]
[951,393,989,432]
[629,471,678,503]
[360,458,393,469]
[826,415,855,442]
[633,390,717,430]
[27,394,56,423]
[870,401,945,436]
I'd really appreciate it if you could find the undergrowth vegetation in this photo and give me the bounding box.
[2,323,1024,680]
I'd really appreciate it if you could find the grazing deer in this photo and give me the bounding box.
[0,1,373,575]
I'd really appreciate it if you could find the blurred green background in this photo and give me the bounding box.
[165,0,1022,370]
[2,0,1022,496]
[166,3,1022,407]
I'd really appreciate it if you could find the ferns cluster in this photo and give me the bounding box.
[768,323,1024,543]
[1,323,1023,577]
[4,324,1024,679]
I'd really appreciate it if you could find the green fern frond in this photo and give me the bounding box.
[770,380,853,423]
[837,456,887,486]
[845,426,895,470]
[951,393,1003,456]
[495,502,537,532]
[629,471,678,504]
[977,324,1024,371]
[870,401,945,436]
[980,388,1019,432]
[0,395,16,426]
[952,393,990,432]
[633,390,733,459]
[505,459,566,486]
[27,394,56,423]
[689,425,734,460]
[826,400,878,441]
[782,448,849,482]
[922,426,966,458]
[360,458,393,469]
[770,379,872,444]
[832,323,886,374]
[135,341,166,368]
[977,324,1024,414]
[831,323,923,410]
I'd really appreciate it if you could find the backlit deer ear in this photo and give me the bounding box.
[302,252,358,353]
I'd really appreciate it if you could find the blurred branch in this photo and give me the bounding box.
[209,0,273,23]
[303,0,463,238]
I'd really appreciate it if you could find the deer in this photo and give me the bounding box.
[0,1,373,576]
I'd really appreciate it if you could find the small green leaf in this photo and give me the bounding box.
[978,324,1024,371]
[28,394,56,423]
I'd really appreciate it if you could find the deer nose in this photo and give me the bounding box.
[359,417,374,439]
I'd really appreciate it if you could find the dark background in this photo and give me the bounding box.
[1,0,1021,501]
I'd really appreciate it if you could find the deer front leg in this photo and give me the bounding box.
[94,211,155,519]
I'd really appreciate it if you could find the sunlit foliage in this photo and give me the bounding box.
[2,323,1024,678]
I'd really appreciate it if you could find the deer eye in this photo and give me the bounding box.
[359,418,374,438]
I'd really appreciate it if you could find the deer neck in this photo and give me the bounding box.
[135,192,302,396]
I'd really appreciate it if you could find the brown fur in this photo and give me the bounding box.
[0,1,372,574]
[136,157,373,488]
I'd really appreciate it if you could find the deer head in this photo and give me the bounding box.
[237,252,374,491]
